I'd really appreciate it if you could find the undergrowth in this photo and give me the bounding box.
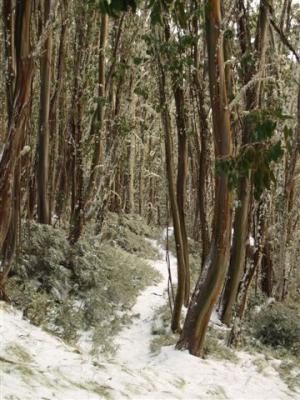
[239,297,300,391]
[6,214,162,354]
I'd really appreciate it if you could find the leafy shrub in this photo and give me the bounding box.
[253,303,300,356]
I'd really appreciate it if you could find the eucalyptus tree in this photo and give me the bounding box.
[177,0,233,356]
[220,0,272,326]
[37,0,53,225]
[0,0,34,298]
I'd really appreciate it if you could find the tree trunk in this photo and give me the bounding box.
[37,0,52,224]
[278,74,300,300]
[69,8,85,244]
[220,175,251,325]
[0,0,33,249]
[177,0,233,356]
[228,199,268,345]
[220,0,269,325]
[261,240,273,297]
[49,0,67,221]
[174,85,190,306]
[155,40,188,332]
[0,0,33,300]
[2,0,16,122]
[85,13,109,203]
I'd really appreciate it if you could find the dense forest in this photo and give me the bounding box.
[0,0,300,399]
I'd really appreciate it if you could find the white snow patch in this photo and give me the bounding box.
[162,226,174,240]
[1,229,298,399]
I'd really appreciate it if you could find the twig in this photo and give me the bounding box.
[262,0,300,62]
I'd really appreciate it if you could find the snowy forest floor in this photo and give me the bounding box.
[1,231,299,400]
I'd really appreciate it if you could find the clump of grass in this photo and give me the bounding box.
[277,358,300,391]
[206,385,229,399]
[150,333,178,354]
[203,330,239,363]
[174,377,186,389]
[5,343,33,363]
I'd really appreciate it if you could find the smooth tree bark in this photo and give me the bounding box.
[155,39,188,332]
[228,199,268,345]
[174,84,190,305]
[49,0,68,220]
[161,19,191,314]
[278,74,300,300]
[37,0,53,224]
[85,13,109,203]
[69,7,86,244]
[2,0,16,121]
[177,0,233,356]
[138,119,146,216]
[0,0,33,297]
[220,0,270,325]
[191,11,211,267]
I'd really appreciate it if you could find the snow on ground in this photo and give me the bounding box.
[0,232,298,400]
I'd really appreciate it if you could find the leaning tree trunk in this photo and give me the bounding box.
[227,200,268,346]
[177,0,233,356]
[220,175,251,325]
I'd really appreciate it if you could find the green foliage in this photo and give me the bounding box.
[96,0,188,26]
[224,29,234,40]
[245,108,292,142]
[252,303,300,356]
[148,0,188,28]
[134,85,149,100]
[216,109,290,199]
[239,52,255,75]
[114,115,135,137]
[96,0,137,17]
[142,32,194,79]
